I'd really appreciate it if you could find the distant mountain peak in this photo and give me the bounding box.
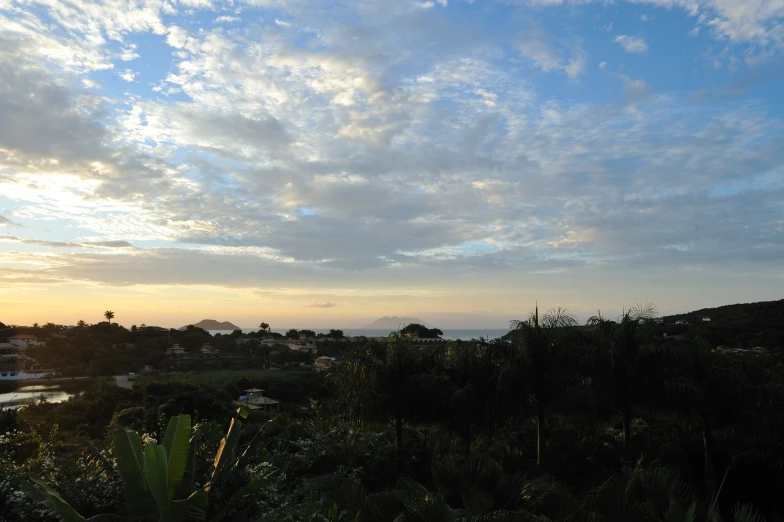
[182,319,241,331]
[364,316,428,329]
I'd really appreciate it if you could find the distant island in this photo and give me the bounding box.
[364,316,427,330]
[182,319,241,331]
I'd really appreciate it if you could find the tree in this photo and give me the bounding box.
[76,320,87,328]
[104,311,115,325]
[259,322,270,333]
[400,323,443,338]
[500,306,579,470]
[415,341,502,455]
[285,329,300,339]
[331,333,435,471]
[328,329,344,340]
[586,303,664,461]
[667,343,762,517]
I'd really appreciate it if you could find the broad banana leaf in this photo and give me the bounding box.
[144,443,171,514]
[113,427,156,521]
[161,414,191,497]
[159,496,205,522]
[160,491,208,522]
[175,435,199,499]
[21,477,125,522]
[20,477,86,522]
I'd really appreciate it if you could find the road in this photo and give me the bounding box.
[114,375,133,389]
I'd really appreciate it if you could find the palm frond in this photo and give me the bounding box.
[732,503,766,522]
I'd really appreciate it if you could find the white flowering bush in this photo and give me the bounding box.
[0,425,124,522]
[0,430,56,521]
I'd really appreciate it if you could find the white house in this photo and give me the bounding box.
[7,335,46,350]
[261,339,317,352]
[0,368,60,380]
[165,344,186,357]
[234,388,281,413]
[314,356,337,371]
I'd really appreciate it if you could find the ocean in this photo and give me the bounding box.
[207,328,510,341]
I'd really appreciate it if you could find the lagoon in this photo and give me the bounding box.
[0,384,75,410]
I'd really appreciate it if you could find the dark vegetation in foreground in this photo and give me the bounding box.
[1,304,784,521]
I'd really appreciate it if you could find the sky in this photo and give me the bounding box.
[0,0,783,329]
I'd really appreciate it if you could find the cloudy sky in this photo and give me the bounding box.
[0,0,783,329]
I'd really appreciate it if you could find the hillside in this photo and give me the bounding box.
[663,299,784,324]
[364,316,426,330]
[182,319,241,331]
[662,299,784,348]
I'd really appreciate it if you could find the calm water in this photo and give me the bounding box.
[0,385,74,409]
[209,328,510,340]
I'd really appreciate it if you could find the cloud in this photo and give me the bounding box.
[166,26,190,49]
[214,16,240,23]
[306,301,339,308]
[0,215,20,227]
[119,69,137,82]
[119,45,140,61]
[0,0,782,313]
[519,35,587,79]
[522,0,784,49]
[613,35,649,53]
[619,75,649,97]
[0,235,133,249]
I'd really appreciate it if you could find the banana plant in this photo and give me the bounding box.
[21,408,260,522]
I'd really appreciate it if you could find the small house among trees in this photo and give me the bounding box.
[235,388,281,413]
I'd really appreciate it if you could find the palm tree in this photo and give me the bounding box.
[586,303,663,461]
[414,340,503,455]
[589,457,697,522]
[317,455,526,522]
[499,306,579,470]
[259,322,270,334]
[104,310,115,325]
[586,457,766,522]
[330,333,435,471]
[666,342,761,518]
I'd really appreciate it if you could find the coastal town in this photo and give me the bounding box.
[0,318,453,385]
[2,304,777,386]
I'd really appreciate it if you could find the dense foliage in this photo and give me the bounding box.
[2,306,783,522]
[662,299,784,348]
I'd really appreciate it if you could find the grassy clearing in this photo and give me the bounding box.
[137,368,313,386]
[135,368,329,405]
